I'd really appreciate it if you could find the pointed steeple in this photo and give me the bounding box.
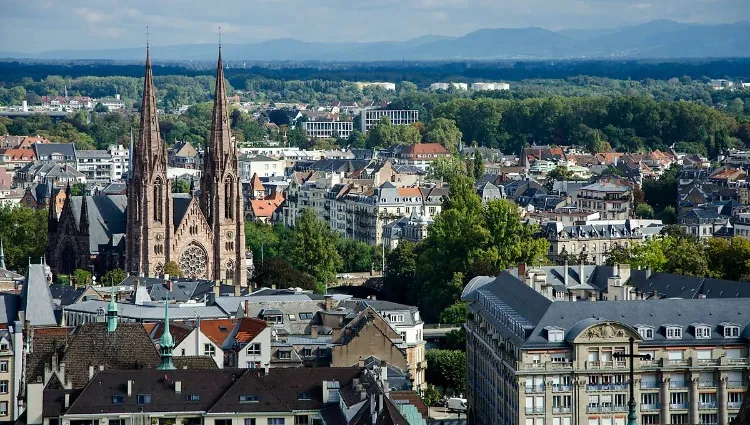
[107,284,118,333]
[79,193,89,233]
[137,47,162,174]
[157,300,175,370]
[208,47,232,167]
[0,240,5,270]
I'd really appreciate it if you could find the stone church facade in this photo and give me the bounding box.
[47,49,246,285]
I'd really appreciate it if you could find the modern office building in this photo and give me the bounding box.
[303,120,354,139]
[360,110,419,133]
[462,271,749,425]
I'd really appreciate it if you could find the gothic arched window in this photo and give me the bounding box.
[153,177,163,222]
[224,177,234,220]
[226,260,234,282]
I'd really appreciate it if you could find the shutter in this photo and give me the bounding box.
[726,348,742,359]
[668,350,684,360]
[641,374,657,386]
[696,349,712,360]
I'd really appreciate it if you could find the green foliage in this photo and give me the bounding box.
[93,102,109,113]
[421,385,442,407]
[101,268,127,286]
[443,329,467,351]
[425,349,467,395]
[424,118,462,153]
[0,204,47,274]
[366,116,421,148]
[635,203,655,219]
[439,302,467,325]
[642,164,679,215]
[288,209,343,291]
[336,239,380,272]
[72,269,92,286]
[244,221,285,262]
[70,182,87,196]
[426,156,467,184]
[659,205,677,224]
[252,258,316,291]
[172,178,191,194]
[705,238,750,281]
[163,261,183,278]
[382,241,420,306]
[472,149,484,180]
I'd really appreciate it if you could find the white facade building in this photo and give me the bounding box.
[430,82,468,91]
[75,145,130,182]
[355,82,396,91]
[360,109,419,133]
[304,121,354,139]
[471,82,510,91]
[238,155,284,180]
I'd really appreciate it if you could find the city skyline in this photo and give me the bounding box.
[1,0,749,53]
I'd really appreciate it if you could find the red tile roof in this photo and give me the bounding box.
[200,319,237,346]
[401,143,449,155]
[250,200,281,218]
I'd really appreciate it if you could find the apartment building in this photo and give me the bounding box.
[33,143,77,165]
[303,120,354,139]
[360,109,419,133]
[239,154,285,180]
[472,82,510,91]
[430,82,468,91]
[577,182,632,220]
[397,143,451,170]
[462,271,750,425]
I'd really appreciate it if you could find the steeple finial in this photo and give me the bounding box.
[0,240,5,270]
[219,26,222,50]
[146,25,150,50]
[157,299,175,370]
[107,284,118,333]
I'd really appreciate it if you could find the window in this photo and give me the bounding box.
[637,327,654,340]
[0,381,8,394]
[389,314,405,323]
[0,343,8,351]
[112,395,124,404]
[288,314,297,321]
[301,348,312,358]
[695,325,711,339]
[278,350,291,360]
[239,395,259,403]
[298,392,312,400]
[0,402,7,416]
[0,361,8,373]
[268,419,285,425]
[295,416,310,425]
[244,420,256,425]
[699,414,718,425]
[204,343,216,356]
[641,415,659,425]
[137,394,152,405]
[400,332,407,341]
[215,420,232,425]
[247,343,262,355]
[186,394,200,402]
[724,325,740,338]
[547,328,564,342]
[666,326,682,339]
[110,420,126,425]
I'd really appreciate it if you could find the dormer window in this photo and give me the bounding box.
[389,314,405,323]
[636,325,654,340]
[545,326,564,342]
[722,323,740,338]
[665,325,682,339]
[693,324,711,339]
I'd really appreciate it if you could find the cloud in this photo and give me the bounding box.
[1,0,748,52]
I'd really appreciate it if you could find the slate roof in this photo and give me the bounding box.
[580,182,631,193]
[171,193,193,229]
[34,143,76,159]
[65,300,228,321]
[26,327,74,384]
[69,195,127,254]
[20,264,57,326]
[0,294,20,326]
[48,284,88,309]
[76,150,110,159]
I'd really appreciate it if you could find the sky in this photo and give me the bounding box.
[1,0,748,52]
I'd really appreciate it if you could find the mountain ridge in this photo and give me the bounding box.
[3,21,749,61]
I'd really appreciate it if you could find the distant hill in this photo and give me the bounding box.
[8,20,750,61]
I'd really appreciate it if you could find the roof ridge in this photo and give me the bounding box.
[254,370,292,411]
[207,369,250,411]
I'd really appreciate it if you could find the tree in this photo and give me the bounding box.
[382,241,420,306]
[0,204,47,274]
[443,329,467,351]
[421,385,441,407]
[252,258,316,291]
[172,178,191,194]
[102,268,127,286]
[635,203,655,219]
[660,205,677,224]
[244,221,283,263]
[425,349,467,396]
[424,118,462,153]
[336,238,379,272]
[94,102,109,113]
[347,131,367,149]
[70,182,87,196]
[473,149,485,180]
[439,302,467,325]
[72,269,92,287]
[288,208,343,293]
[163,261,183,278]
[426,156,467,184]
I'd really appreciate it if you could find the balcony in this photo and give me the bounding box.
[641,403,660,411]
[525,385,545,393]
[667,359,689,367]
[728,380,746,389]
[517,361,572,371]
[586,405,628,413]
[696,359,719,367]
[640,382,660,390]
[640,358,661,368]
[725,357,749,365]
[525,407,545,415]
[699,402,717,410]
[698,381,718,388]
[669,381,688,389]
[552,384,572,392]
[587,384,628,391]
[552,407,572,414]
[670,403,689,410]
[585,360,627,369]
[728,402,743,409]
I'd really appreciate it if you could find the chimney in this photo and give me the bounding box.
[332,327,341,342]
[324,295,334,311]
[271,284,276,290]
[518,263,527,280]
[22,100,28,112]
[619,264,631,283]
[64,393,70,409]
[646,267,652,279]
[88,365,94,380]
[311,325,318,339]
[358,357,365,368]
[579,261,585,284]
[115,93,121,100]
[244,300,249,317]
[127,380,133,397]
[175,381,182,394]
[59,362,66,383]
[234,284,241,297]
[563,261,569,286]
[380,360,388,385]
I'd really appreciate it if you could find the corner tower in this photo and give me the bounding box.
[126,48,173,277]
[200,48,247,286]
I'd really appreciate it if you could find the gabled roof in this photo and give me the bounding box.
[20,264,57,326]
[69,196,127,254]
[34,143,76,158]
[400,143,448,156]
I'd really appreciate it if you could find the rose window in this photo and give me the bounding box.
[179,244,208,278]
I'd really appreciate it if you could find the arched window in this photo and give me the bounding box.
[153,178,163,222]
[226,260,234,282]
[225,177,234,220]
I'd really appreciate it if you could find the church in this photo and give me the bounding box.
[46,48,247,286]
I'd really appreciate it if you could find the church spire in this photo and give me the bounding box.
[137,46,163,175]
[47,182,57,234]
[79,192,89,234]
[107,284,118,333]
[208,46,232,166]
[157,300,175,370]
